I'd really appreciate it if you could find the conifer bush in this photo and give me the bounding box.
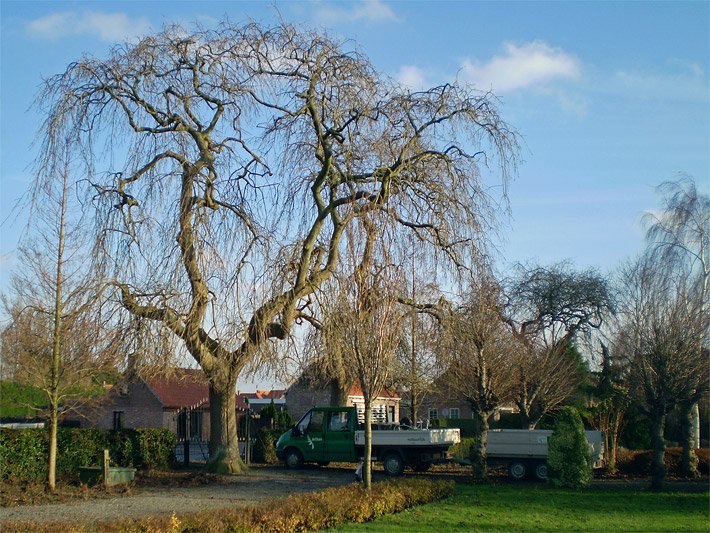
[547,406,592,488]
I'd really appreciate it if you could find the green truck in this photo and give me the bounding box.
[275,405,460,475]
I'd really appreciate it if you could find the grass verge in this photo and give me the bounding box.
[331,482,710,532]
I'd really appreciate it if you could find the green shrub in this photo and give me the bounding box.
[547,406,592,488]
[0,428,176,483]
[450,437,477,459]
[253,427,281,464]
[436,418,479,438]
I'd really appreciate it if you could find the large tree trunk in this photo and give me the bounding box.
[470,410,489,480]
[650,411,667,491]
[679,400,699,478]
[363,400,373,489]
[329,378,349,406]
[206,383,246,474]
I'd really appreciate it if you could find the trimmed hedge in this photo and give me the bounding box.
[3,477,454,532]
[0,428,176,482]
[617,447,709,477]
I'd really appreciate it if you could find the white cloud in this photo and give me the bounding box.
[397,65,428,90]
[316,0,398,24]
[27,11,152,42]
[460,40,580,93]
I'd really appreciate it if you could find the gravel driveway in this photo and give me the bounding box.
[0,465,359,527]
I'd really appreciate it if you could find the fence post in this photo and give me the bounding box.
[103,449,110,489]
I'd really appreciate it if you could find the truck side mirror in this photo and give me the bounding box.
[291,426,301,437]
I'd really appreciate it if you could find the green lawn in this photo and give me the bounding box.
[332,483,710,532]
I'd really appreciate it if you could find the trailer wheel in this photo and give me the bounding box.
[284,448,303,469]
[508,461,527,480]
[382,453,405,476]
[534,462,548,481]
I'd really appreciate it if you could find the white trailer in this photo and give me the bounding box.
[486,429,604,480]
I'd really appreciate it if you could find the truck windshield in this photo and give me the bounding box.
[296,410,324,434]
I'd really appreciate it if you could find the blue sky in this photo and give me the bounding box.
[1,0,708,287]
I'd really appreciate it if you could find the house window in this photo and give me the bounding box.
[190,411,203,440]
[113,411,125,431]
[428,408,438,420]
[449,408,460,419]
[388,405,396,424]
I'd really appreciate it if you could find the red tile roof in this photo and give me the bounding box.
[241,389,286,401]
[143,368,283,411]
[144,368,209,410]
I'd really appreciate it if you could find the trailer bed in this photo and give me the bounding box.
[354,428,460,447]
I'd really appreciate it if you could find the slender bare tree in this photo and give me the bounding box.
[2,151,118,490]
[392,246,447,426]
[35,22,518,472]
[320,216,404,488]
[440,276,516,478]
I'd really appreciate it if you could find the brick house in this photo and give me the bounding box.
[286,375,400,425]
[413,371,516,426]
[71,368,249,442]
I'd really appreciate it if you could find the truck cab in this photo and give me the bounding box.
[276,406,359,467]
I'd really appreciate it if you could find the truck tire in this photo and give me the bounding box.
[284,448,304,469]
[508,461,527,480]
[382,453,405,476]
[534,462,548,481]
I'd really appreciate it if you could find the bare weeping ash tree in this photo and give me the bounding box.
[35,22,518,473]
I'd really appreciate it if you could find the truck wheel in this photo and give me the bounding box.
[508,461,527,480]
[534,462,548,481]
[284,448,303,469]
[382,453,405,476]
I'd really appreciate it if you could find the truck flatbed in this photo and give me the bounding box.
[354,428,460,447]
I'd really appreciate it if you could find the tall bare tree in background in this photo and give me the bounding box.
[1,151,118,490]
[643,176,709,476]
[504,263,613,429]
[440,276,516,478]
[393,247,447,426]
[36,22,518,473]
